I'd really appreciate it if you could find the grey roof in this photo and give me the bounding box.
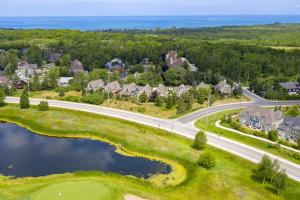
[216,80,230,90]
[105,58,125,71]
[121,83,138,95]
[105,81,122,93]
[86,79,105,91]
[242,106,284,124]
[278,117,300,136]
[0,76,10,85]
[138,84,153,96]
[279,82,299,90]
[197,82,210,89]
[156,84,170,96]
[18,61,38,70]
[173,84,191,96]
[70,59,84,74]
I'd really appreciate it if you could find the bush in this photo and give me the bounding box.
[139,92,148,103]
[38,101,49,111]
[198,153,216,169]
[0,89,5,107]
[193,131,207,150]
[268,130,279,142]
[20,90,30,109]
[81,93,105,105]
[59,90,65,97]
[60,95,80,102]
[137,107,146,113]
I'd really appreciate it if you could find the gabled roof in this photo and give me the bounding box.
[242,106,284,124]
[156,84,169,95]
[197,82,210,89]
[86,79,105,91]
[121,83,138,95]
[70,59,84,74]
[0,76,10,85]
[278,117,300,135]
[105,81,122,93]
[279,82,299,90]
[138,84,153,96]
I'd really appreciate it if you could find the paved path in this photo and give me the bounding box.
[4,94,300,182]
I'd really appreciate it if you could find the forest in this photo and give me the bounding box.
[0,24,300,98]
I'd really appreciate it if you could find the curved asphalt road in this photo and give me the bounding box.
[4,89,300,182]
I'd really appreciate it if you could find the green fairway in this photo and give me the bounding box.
[0,104,299,200]
[32,181,118,200]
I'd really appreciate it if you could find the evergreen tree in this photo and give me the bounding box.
[193,131,207,150]
[176,96,186,114]
[20,89,30,109]
[31,73,40,92]
[154,95,163,107]
[268,130,279,142]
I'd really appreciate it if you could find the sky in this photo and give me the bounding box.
[0,0,300,16]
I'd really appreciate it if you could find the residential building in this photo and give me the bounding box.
[173,84,192,97]
[239,106,284,132]
[104,81,122,93]
[17,61,38,78]
[215,80,232,96]
[197,82,210,90]
[155,84,170,97]
[0,76,11,87]
[58,77,73,87]
[278,117,300,142]
[279,81,300,95]
[121,83,139,96]
[105,58,125,72]
[70,59,84,74]
[138,84,153,97]
[86,79,105,92]
[165,50,197,72]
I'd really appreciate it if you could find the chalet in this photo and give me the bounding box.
[86,79,105,92]
[279,82,300,95]
[121,83,139,96]
[58,77,73,87]
[239,107,284,133]
[278,117,300,142]
[104,81,122,93]
[138,84,153,97]
[215,80,232,96]
[105,58,125,72]
[70,59,84,74]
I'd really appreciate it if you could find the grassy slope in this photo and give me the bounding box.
[0,104,299,199]
[195,110,300,165]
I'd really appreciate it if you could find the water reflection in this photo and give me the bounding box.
[0,123,171,178]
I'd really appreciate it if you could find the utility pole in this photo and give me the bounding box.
[207,92,211,124]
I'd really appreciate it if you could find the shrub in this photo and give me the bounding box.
[139,92,148,103]
[81,93,105,105]
[38,101,49,111]
[193,131,207,150]
[0,89,5,107]
[198,153,216,169]
[60,95,80,102]
[59,90,65,97]
[20,90,30,109]
[137,107,146,113]
[268,130,279,142]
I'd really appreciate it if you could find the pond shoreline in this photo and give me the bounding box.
[0,117,186,187]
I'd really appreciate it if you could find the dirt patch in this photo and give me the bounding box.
[124,194,149,200]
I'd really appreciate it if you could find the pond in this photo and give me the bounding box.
[0,123,171,178]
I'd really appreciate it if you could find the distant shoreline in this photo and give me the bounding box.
[1,15,300,31]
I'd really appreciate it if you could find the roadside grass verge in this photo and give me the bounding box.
[195,110,300,165]
[0,104,299,199]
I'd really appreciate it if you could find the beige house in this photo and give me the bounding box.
[155,84,170,97]
[173,84,192,97]
[86,79,105,92]
[104,81,122,93]
[239,107,284,132]
[121,83,139,96]
[138,84,153,96]
[215,80,232,96]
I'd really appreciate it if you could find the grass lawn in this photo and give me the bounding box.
[195,110,300,165]
[0,104,299,200]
